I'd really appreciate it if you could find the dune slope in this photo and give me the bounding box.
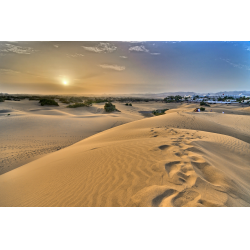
[0,110,250,207]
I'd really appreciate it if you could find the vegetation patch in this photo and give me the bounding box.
[39,99,59,106]
[194,107,205,112]
[152,109,168,116]
[163,95,182,103]
[0,97,5,102]
[29,96,41,100]
[200,101,210,107]
[67,100,92,108]
[69,97,83,103]
[125,103,132,106]
[104,102,119,112]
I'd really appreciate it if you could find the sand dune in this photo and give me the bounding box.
[0,100,145,174]
[0,102,250,207]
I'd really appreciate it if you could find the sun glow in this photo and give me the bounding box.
[63,80,67,85]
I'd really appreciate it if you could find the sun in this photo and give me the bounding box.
[63,80,67,85]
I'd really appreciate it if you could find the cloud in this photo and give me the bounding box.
[0,44,37,54]
[122,41,145,43]
[164,41,181,43]
[99,64,125,71]
[221,58,250,71]
[82,42,117,53]
[66,53,84,57]
[0,69,20,74]
[150,53,160,55]
[120,56,127,58]
[129,45,149,52]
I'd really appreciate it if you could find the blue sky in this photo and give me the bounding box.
[0,41,249,94]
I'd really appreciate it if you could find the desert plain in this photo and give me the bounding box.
[0,99,250,207]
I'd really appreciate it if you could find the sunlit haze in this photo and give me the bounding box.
[0,41,249,95]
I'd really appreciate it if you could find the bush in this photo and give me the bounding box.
[125,103,132,106]
[83,99,93,106]
[29,96,41,100]
[200,107,205,111]
[69,97,83,103]
[39,99,59,106]
[67,100,92,108]
[200,101,210,107]
[152,109,168,116]
[104,102,117,112]
[0,97,5,102]
[93,98,109,103]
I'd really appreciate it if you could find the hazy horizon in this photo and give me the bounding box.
[0,41,249,95]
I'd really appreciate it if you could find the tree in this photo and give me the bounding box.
[174,95,182,102]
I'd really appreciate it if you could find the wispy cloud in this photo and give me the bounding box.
[122,41,145,43]
[0,69,20,74]
[82,42,117,53]
[120,56,127,58]
[66,53,84,57]
[221,58,250,71]
[164,41,181,43]
[99,64,125,71]
[129,45,149,53]
[0,44,37,54]
[128,45,160,55]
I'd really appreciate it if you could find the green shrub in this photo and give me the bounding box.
[67,100,92,108]
[93,98,109,103]
[83,99,93,106]
[152,109,168,116]
[39,99,59,106]
[59,98,70,104]
[29,96,41,100]
[125,103,132,106]
[104,102,117,112]
[200,101,210,107]
[69,97,83,103]
[200,107,205,111]
[61,100,70,104]
[0,97,5,102]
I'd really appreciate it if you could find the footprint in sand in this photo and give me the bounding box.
[152,189,178,207]
[158,145,171,151]
[172,189,200,207]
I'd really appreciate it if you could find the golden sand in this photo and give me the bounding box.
[0,100,250,206]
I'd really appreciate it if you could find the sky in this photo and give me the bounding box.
[0,41,249,95]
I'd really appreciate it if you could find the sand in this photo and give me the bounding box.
[0,100,250,207]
